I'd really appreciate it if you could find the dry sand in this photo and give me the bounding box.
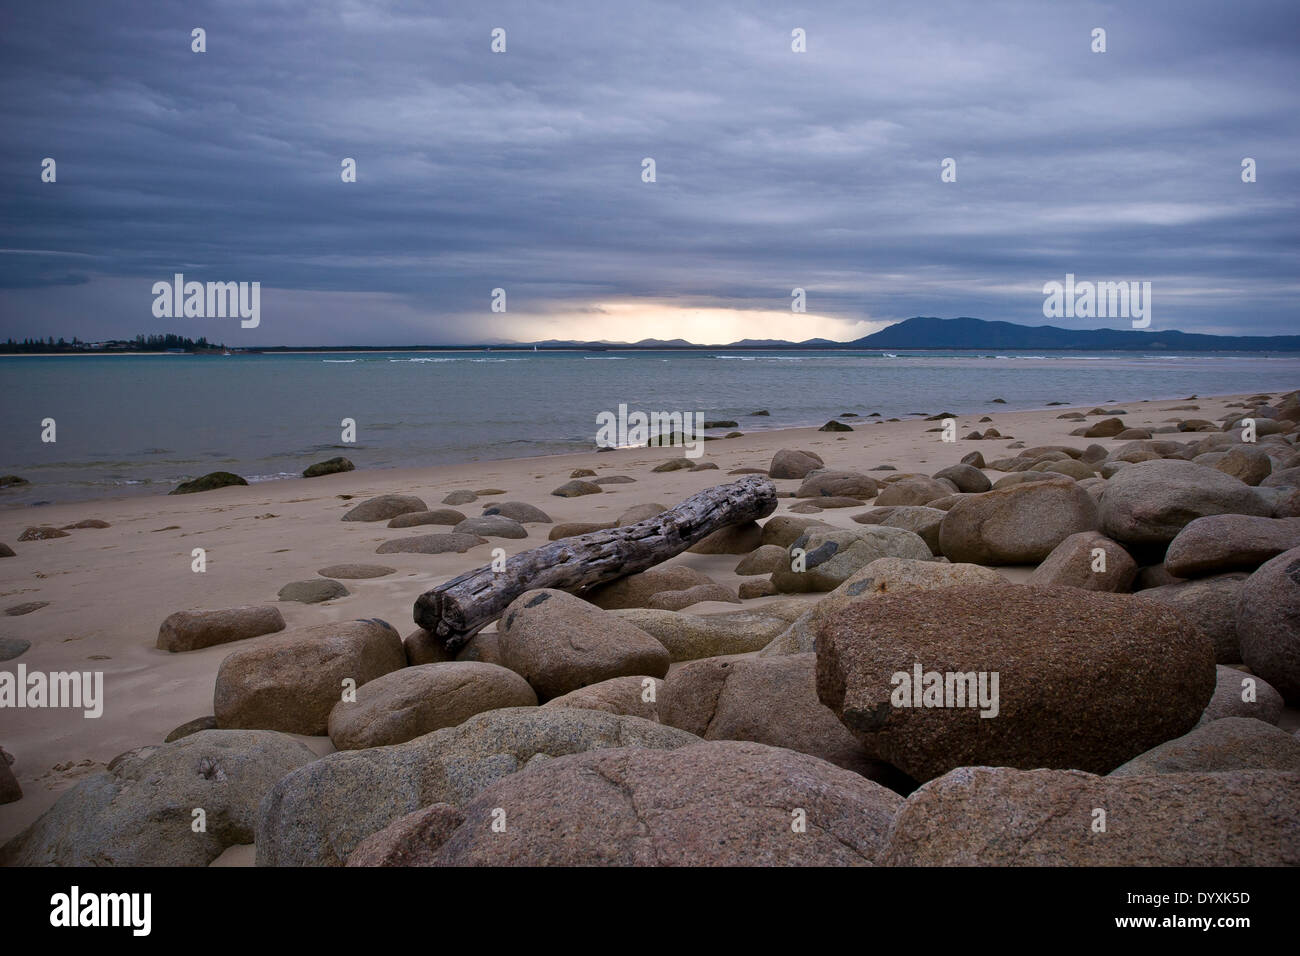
[0,390,1288,843]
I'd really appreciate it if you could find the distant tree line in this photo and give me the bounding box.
[0,334,225,353]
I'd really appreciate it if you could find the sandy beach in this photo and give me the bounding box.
[3,388,1297,856]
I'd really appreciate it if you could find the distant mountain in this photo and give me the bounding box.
[849,317,1300,351]
[61,317,1292,356]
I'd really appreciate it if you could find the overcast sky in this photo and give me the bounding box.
[1,0,1296,346]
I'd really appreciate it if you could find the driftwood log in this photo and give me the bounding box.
[414,475,777,651]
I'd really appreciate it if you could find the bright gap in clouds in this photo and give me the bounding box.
[508,302,889,345]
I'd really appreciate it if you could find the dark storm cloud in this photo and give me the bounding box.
[0,0,1296,343]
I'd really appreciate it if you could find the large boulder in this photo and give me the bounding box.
[1164,514,1300,577]
[796,470,879,500]
[769,449,824,479]
[0,731,316,866]
[610,607,789,661]
[1213,445,1272,485]
[770,525,931,593]
[542,676,665,722]
[345,804,466,867]
[932,464,991,494]
[497,589,670,700]
[342,494,427,522]
[879,767,1300,866]
[761,557,1004,656]
[429,741,902,866]
[686,520,763,554]
[853,506,946,555]
[938,478,1099,565]
[213,619,406,735]
[255,707,697,866]
[874,476,953,507]
[1236,546,1300,702]
[327,662,538,749]
[1134,573,1248,663]
[1025,531,1137,591]
[1197,665,1285,726]
[660,654,891,780]
[760,515,830,548]
[156,605,285,652]
[1098,459,1270,544]
[816,585,1215,781]
[1109,717,1300,776]
[585,566,733,610]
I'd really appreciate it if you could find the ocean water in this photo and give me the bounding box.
[1,349,1297,507]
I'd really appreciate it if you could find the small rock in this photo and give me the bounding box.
[375,533,486,554]
[482,501,552,523]
[734,544,789,575]
[342,494,427,522]
[617,503,668,525]
[548,521,616,539]
[303,457,354,478]
[17,526,68,541]
[453,515,527,539]
[651,458,694,473]
[157,605,286,653]
[316,564,396,579]
[4,601,48,616]
[551,480,603,496]
[386,509,467,528]
[0,637,32,661]
[169,471,248,495]
[278,579,349,604]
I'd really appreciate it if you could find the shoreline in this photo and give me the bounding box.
[0,386,1242,512]
[1,387,1295,850]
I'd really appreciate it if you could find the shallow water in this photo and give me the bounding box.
[2,349,1296,506]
